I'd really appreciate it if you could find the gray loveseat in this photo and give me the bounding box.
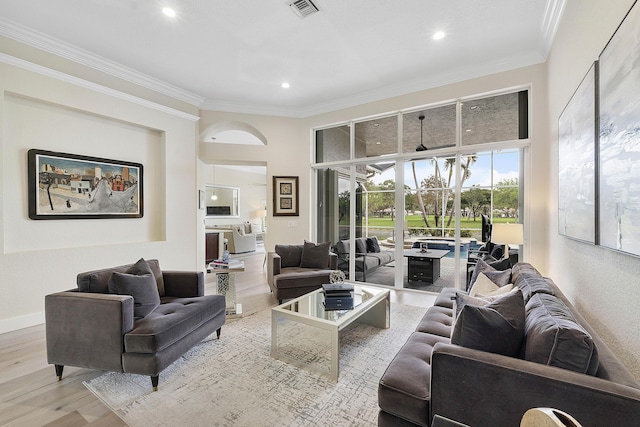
[333,236,394,281]
[267,242,338,303]
[378,262,640,426]
[45,259,226,390]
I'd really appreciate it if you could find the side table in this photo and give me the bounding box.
[209,261,244,315]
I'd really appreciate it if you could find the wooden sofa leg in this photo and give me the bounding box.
[151,375,159,391]
[55,364,64,381]
[216,327,222,339]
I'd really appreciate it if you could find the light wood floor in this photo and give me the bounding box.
[0,248,437,426]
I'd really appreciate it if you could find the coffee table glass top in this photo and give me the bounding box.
[275,284,388,325]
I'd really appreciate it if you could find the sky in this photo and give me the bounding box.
[370,149,519,188]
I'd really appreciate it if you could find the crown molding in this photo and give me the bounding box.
[0,53,200,122]
[0,17,205,108]
[540,0,567,58]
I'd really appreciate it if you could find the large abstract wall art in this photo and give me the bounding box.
[598,1,640,255]
[558,63,597,243]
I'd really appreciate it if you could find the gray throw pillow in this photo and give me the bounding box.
[524,293,599,375]
[469,258,512,288]
[366,237,381,253]
[355,238,367,254]
[299,240,330,269]
[451,289,525,357]
[108,272,160,319]
[127,258,165,297]
[275,244,303,268]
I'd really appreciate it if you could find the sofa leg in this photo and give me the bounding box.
[216,327,222,339]
[151,375,159,391]
[55,364,64,381]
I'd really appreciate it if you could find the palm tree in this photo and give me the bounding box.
[444,155,477,227]
[411,162,431,228]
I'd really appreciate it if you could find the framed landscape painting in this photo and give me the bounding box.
[558,63,597,243]
[28,149,143,220]
[273,176,299,216]
[598,1,640,255]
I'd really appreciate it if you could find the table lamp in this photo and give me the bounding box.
[490,223,523,259]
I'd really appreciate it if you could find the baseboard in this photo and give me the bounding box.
[0,311,45,334]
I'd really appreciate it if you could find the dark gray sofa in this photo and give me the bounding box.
[333,237,394,281]
[267,242,338,303]
[45,259,226,390]
[378,262,640,427]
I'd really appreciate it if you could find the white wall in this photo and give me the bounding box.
[0,59,200,333]
[546,0,640,380]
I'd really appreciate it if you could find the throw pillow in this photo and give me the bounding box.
[355,238,367,254]
[275,244,303,268]
[524,293,599,375]
[108,272,160,319]
[250,223,262,234]
[366,236,381,253]
[126,258,165,296]
[235,226,245,236]
[469,273,514,297]
[451,289,525,357]
[469,258,511,288]
[300,240,331,269]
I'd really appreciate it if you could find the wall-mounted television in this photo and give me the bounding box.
[207,206,231,216]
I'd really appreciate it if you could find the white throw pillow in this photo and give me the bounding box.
[469,272,514,297]
[251,223,262,234]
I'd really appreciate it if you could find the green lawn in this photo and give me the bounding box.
[363,214,517,229]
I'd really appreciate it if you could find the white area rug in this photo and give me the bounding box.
[84,303,426,427]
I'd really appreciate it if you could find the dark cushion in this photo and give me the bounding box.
[524,293,599,375]
[299,240,330,268]
[515,275,556,302]
[482,269,512,287]
[333,240,349,255]
[451,289,525,357]
[275,244,303,268]
[378,332,450,427]
[488,257,511,271]
[127,258,165,297]
[125,295,226,353]
[366,236,381,253]
[355,238,367,254]
[469,258,512,288]
[108,272,160,319]
[76,258,165,296]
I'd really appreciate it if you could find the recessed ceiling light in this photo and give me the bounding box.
[281,82,290,89]
[162,7,176,18]
[433,31,446,40]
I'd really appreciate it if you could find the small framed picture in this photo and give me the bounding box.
[273,176,299,216]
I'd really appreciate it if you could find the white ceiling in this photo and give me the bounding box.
[0,0,565,118]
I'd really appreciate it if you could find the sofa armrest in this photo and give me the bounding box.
[45,290,134,372]
[328,252,338,269]
[267,252,281,287]
[162,271,204,297]
[430,342,640,427]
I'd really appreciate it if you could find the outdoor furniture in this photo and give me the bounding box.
[333,237,394,281]
[403,248,449,283]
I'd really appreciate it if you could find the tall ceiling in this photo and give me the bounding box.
[0,0,565,117]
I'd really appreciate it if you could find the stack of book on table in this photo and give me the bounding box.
[208,259,242,271]
[322,283,354,310]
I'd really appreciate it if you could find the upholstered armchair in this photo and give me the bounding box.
[267,241,338,303]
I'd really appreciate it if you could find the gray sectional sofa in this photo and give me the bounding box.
[333,236,394,281]
[45,259,226,390]
[378,262,640,427]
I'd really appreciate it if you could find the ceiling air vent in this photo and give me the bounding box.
[288,0,319,19]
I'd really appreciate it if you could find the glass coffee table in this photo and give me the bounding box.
[271,284,390,381]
